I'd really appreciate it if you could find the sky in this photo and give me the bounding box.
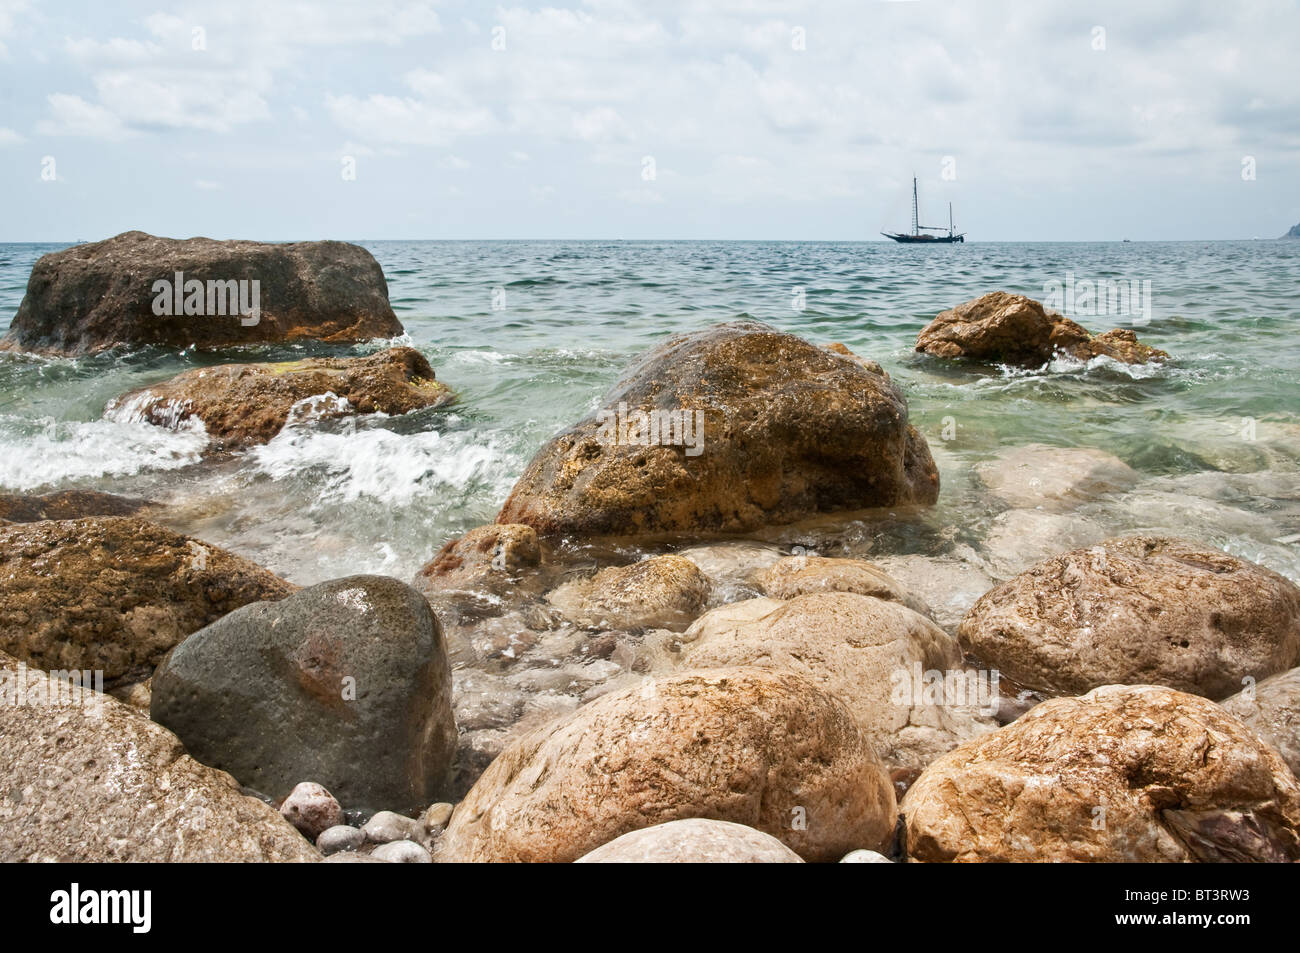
[0,0,1297,242]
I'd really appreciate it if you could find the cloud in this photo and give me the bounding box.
[36,93,129,138]
[0,126,24,144]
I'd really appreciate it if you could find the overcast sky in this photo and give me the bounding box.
[1,0,1297,241]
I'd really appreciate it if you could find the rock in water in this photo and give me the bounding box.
[0,517,295,691]
[279,782,344,840]
[915,291,1167,366]
[0,651,319,862]
[437,668,896,863]
[545,554,712,629]
[415,524,542,596]
[317,825,366,855]
[754,554,933,617]
[0,489,152,523]
[901,684,1300,863]
[575,819,804,863]
[973,444,1139,511]
[150,575,457,812]
[958,536,1300,699]
[1220,667,1300,777]
[678,592,996,770]
[496,321,938,538]
[108,347,453,451]
[0,231,404,355]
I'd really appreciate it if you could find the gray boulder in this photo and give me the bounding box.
[150,575,457,812]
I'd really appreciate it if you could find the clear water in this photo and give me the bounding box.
[2,239,1298,587]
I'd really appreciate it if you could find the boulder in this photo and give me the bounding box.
[0,489,151,523]
[901,684,1300,863]
[0,651,319,862]
[915,292,1167,366]
[150,575,457,812]
[974,444,1139,511]
[1220,667,1300,777]
[545,554,711,630]
[575,819,804,863]
[1,230,404,355]
[0,517,294,690]
[754,554,932,617]
[414,523,541,597]
[678,592,995,769]
[872,551,997,632]
[437,668,896,863]
[958,536,1300,699]
[496,321,938,538]
[107,347,452,451]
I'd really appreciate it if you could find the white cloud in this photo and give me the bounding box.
[0,126,24,144]
[36,93,129,139]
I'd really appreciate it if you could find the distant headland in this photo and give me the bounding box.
[1283,223,1300,239]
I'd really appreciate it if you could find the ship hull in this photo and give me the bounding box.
[881,232,965,243]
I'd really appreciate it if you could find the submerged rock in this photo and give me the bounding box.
[872,551,996,633]
[415,523,542,597]
[1220,667,1300,777]
[150,575,457,812]
[754,554,932,617]
[980,508,1107,579]
[437,668,896,863]
[497,321,938,538]
[575,819,804,863]
[901,684,1300,863]
[0,489,152,523]
[108,346,452,451]
[0,651,319,862]
[915,291,1167,366]
[678,592,996,770]
[0,517,294,690]
[1,230,404,355]
[974,443,1139,511]
[545,554,711,630]
[959,536,1300,699]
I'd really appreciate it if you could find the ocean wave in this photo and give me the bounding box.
[0,413,207,492]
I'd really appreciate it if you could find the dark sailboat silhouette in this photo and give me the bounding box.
[882,177,965,243]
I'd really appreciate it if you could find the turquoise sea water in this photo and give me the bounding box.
[2,239,1297,587]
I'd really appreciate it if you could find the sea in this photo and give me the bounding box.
[2,239,1298,589]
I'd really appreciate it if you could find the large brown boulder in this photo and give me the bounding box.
[1220,667,1300,777]
[437,668,897,863]
[0,651,319,862]
[107,346,451,451]
[915,292,1167,366]
[496,322,938,538]
[678,592,995,769]
[0,517,295,690]
[958,536,1300,700]
[0,231,404,355]
[901,684,1300,863]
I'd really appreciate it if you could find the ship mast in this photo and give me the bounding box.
[912,177,920,235]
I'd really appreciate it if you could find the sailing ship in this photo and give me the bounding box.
[882,177,965,243]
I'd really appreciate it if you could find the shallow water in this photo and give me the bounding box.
[2,239,1298,588]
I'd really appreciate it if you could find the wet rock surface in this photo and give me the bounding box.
[150,575,457,812]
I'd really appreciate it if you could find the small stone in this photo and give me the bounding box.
[372,840,432,863]
[362,810,425,844]
[840,849,894,863]
[323,853,388,864]
[422,802,454,834]
[279,782,343,840]
[316,825,366,856]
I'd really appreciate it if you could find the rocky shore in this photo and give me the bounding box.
[3,232,1299,863]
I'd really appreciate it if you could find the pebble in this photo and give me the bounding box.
[279,782,343,840]
[372,840,433,863]
[316,824,366,856]
[362,810,425,844]
[422,802,454,834]
[840,849,894,863]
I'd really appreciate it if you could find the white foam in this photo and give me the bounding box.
[0,413,208,492]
